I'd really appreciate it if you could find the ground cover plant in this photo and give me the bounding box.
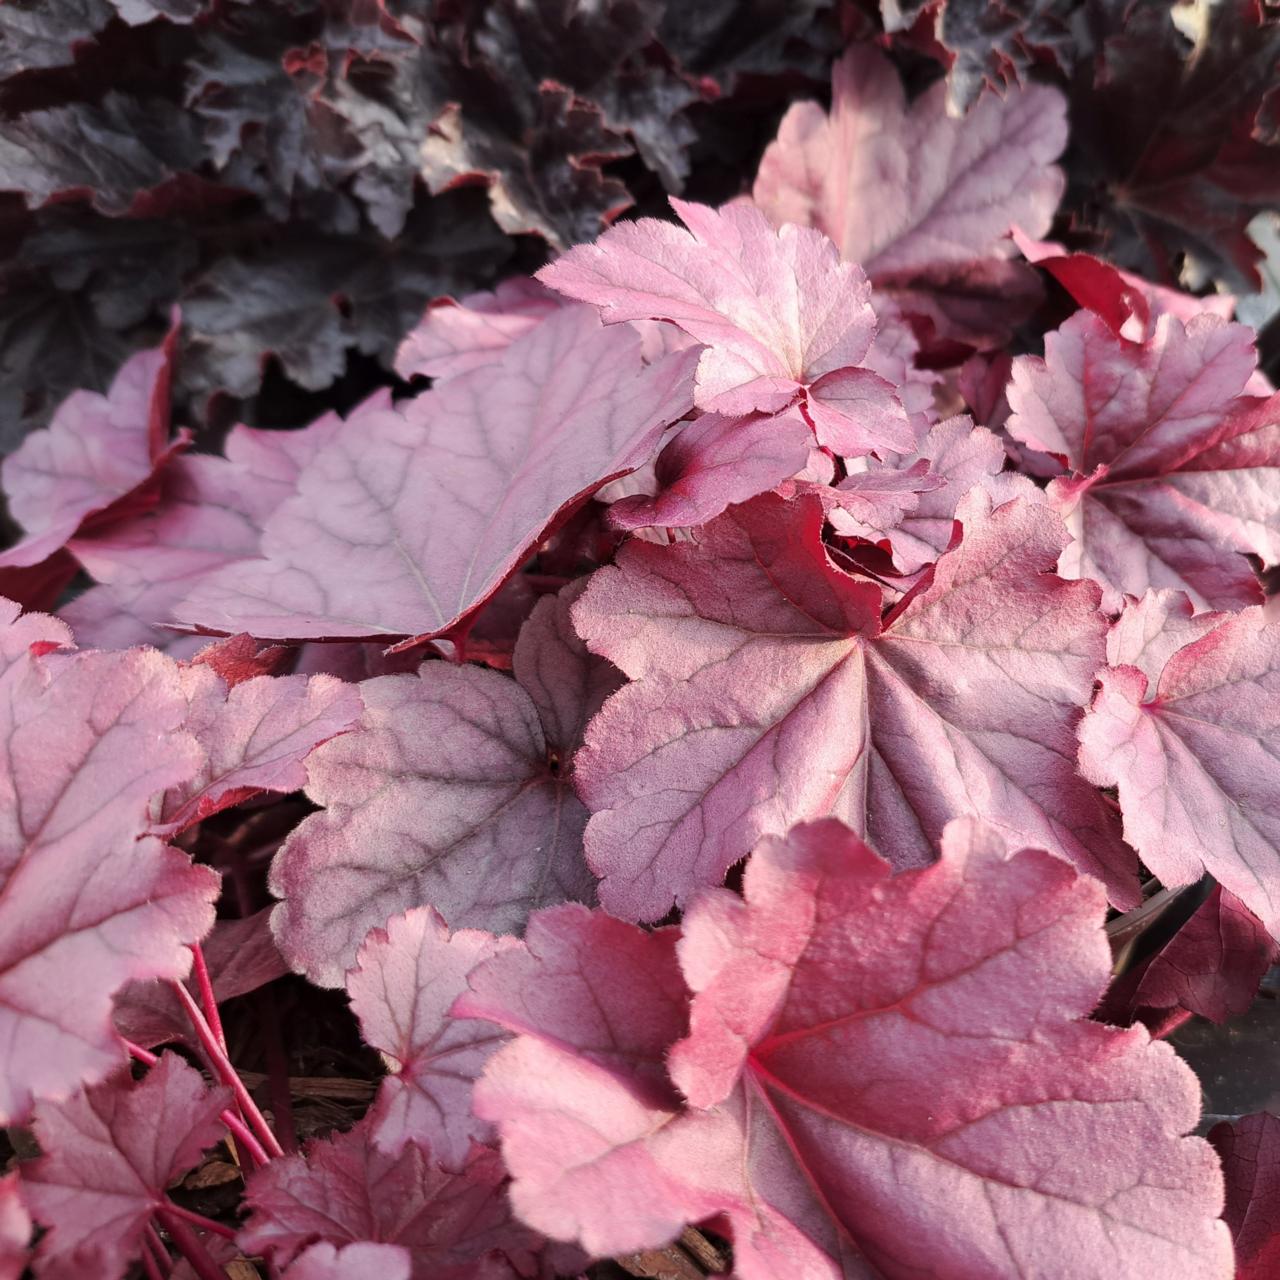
[2,2,1280,1277]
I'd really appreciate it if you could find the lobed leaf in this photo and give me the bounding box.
[539,198,911,457]
[0,601,218,1124]
[1079,590,1280,937]
[347,908,518,1167]
[752,46,1066,348]
[1008,309,1280,610]
[154,665,363,834]
[238,1121,540,1280]
[176,306,698,643]
[270,583,616,984]
[573,490,1135,921]
[22,1054,231,1280]
[467,818,1230,1279]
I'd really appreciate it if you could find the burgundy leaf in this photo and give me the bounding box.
[1007,309,1279,610]
[22,1054,231,1280]
[0,600,219,1124]
[0,1175,29,1280]
[188,633,293,688]
[607,409,816,532]
[1065,0,1280,295]
[0,94,206,218]
[1210,1111,1280,1280]
[572,490,1135,921]
[1079,590,1280,937]
[539,198,912,457]
[395,279,562,382]
[752,46,1066,348]
[238,1121,540,1280]
[1100,885,1275,1028]
[154,665,363,833]
[270,582,614,984]
[283,1242,412,1280]
[468,819,1230,1278]
[175,306,699,643]
[0,324,182,585]
[420,85,633,252]
[113,909,288,1051]
[1013,229,1238,343]
[347,908,518,1167]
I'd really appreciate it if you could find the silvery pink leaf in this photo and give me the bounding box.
[0,324,184,597]
[1007,309,1278,610]
[834,417,1039,573]
[61,396,386,651]
[0,1176,29,1280]
[283,1242,413,1280]
[1079,591,1280,937]
[271,583,616,985]
[153,665,363,834]
[572,490,1135,922]
[752,47,1067,348]
[175,306,699,643]
[395,279,562,382]
[347,908,518,1167]
[539,198,912,457]
[607,409,815,531]
[0,600,218,1124]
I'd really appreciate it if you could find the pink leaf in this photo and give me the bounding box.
[347,908,518,1167]
[22,1054,232,1280]
[1007,309,1278,610]
[469,819,1230,1278]
[829,416,1036,572]
[61,398,380,652]
[820,458,940,549]
[395,279,563,382]
[270,583,614,985]
[572,490,1135,922]
[175,306,698,642]
[752,47,1067,348]
[1210,1111,1280,1280]
[113,909,289,1051]
[0,324,184,581]
[0,601,219,1124]
[1079,591,1280,936]
[238,1121,540,1280]
[0,1175,30,1280]
[283,1242,413,1280]
[538,198,911,457]
[607,409,816,531]
[154,666,364,833]
[1100,885,1275,1027]
[457,903,690,1095]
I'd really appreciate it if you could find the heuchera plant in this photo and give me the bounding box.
[4,33,1280,1280]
